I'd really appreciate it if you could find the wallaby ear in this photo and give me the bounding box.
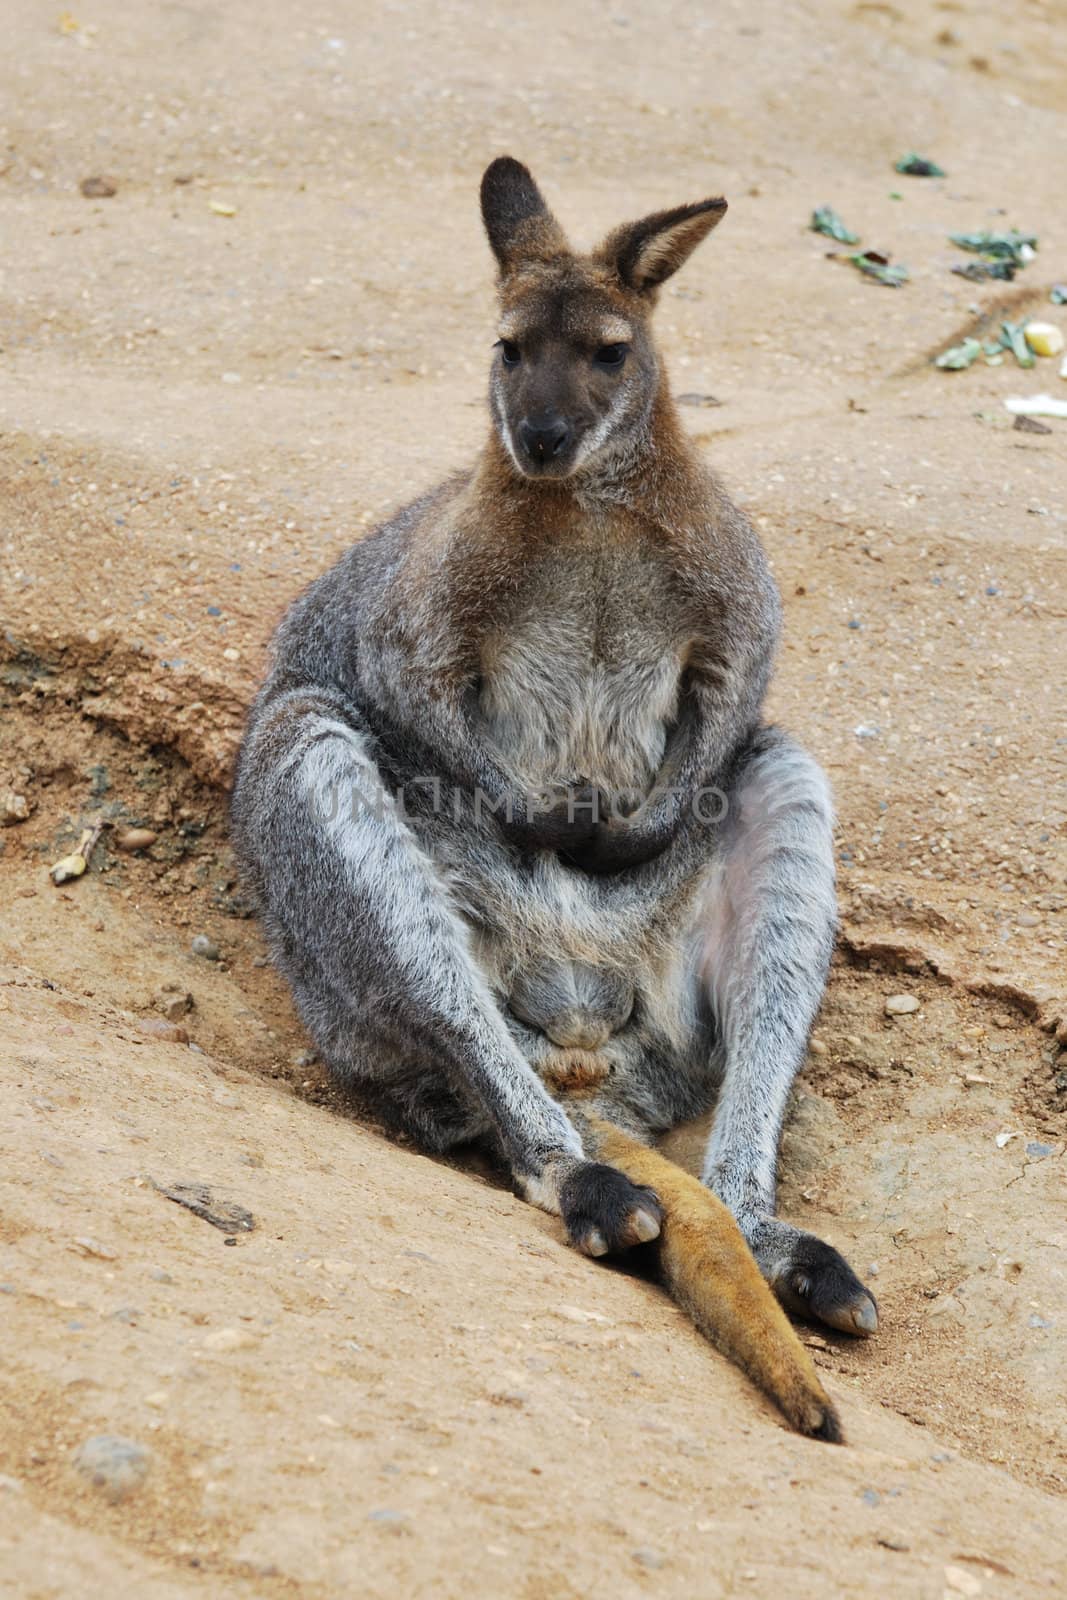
[594,197,728,293]
[480,156,570,274]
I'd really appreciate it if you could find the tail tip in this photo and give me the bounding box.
[808,1400,844,1444]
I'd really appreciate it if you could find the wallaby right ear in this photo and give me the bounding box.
[480,156,569,275]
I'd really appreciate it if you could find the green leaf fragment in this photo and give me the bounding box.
[894,153,946,177]
[811,206,860,244]
[949,229,1037,265]
[1000,320,1035,368]
[848,251,909,287]
[935,337,983,370]
[952,259,1017,283]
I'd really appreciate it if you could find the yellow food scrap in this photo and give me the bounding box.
[209,200,237,217]
[1024,321,1065,358]
[50,851,87,884]
[49,821,104,885]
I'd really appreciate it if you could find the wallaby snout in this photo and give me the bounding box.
[517,411,573,467]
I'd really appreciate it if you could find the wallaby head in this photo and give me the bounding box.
[480,155,727,482]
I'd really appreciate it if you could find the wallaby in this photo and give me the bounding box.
[231,157,879,1442]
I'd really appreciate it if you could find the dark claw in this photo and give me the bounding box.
[558,1162,663,1257]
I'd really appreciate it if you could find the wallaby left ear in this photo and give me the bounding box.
[594,197,728,293]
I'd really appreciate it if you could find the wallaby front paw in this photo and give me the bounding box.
[754,1221,878,1337]
[502,784,601,853]
[558,1161,662,1257]
[560,816,671,875]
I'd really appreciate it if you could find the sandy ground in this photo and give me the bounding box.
[1,0,1066,1594]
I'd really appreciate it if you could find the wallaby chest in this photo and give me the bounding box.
[477,540,685,795]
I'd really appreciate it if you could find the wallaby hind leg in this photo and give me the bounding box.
[231,687,663,1251]
[589,1119,841,1441]
[698,727,878,1338]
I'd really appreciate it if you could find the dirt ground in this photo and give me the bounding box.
[1,0,1066,1594]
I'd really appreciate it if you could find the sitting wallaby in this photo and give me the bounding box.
[232,157,878,1442]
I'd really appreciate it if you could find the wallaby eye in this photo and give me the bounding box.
[594,343,628,369]
[497,339,521,367]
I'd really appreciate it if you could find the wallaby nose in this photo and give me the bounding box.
[518,415,572,464]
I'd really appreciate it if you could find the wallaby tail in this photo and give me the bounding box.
[589,1119,842,1442]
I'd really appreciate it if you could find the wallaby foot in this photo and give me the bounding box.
[751,1218,878,1337]
[557,1161,662,1257]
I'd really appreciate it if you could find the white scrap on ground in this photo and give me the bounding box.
[1004,393,1067,420]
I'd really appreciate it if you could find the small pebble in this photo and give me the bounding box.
[943,1565,983,1597]
[191,934,220,961]
[1,791,30,825]
[1025,1141,1054,1160]
[137,1017,190,1045]
[72,1435,151,1502]
[115,827,158,853]
[71,1236,118,1261]
[203,1326,260,1352]
[155,990,194,1022]
[884,994,920,1016]
[79,176,118,199]
[927,1294,966,1321]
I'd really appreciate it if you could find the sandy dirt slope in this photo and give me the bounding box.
[1,0,1066,1593]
